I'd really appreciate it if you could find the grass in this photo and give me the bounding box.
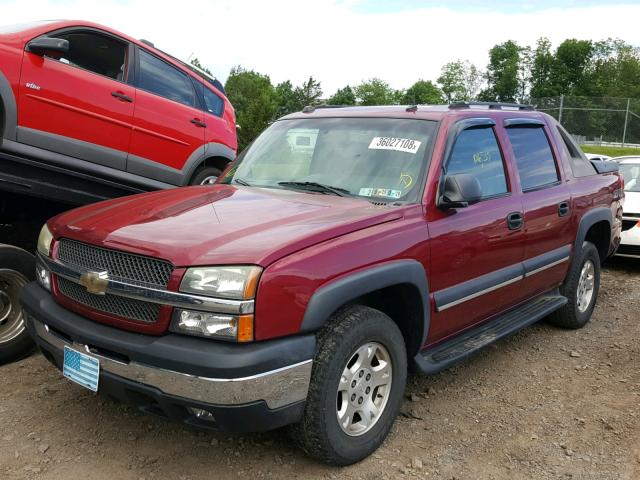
[580,145,640,158]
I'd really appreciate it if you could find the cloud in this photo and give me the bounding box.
[2,0,639,95]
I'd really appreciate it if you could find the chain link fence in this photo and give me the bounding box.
[531,96,640,148]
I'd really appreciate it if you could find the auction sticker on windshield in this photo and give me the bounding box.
[368,137,422,154]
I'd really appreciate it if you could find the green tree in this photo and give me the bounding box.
[480,40,522,102]
[328,85,356,105]
[355,78,397,105]
[295,76,323,107]
[273,77,323,117]
[190,57,212,75]
[530,38,556,98]
[553,39,594,96]
[274,80,297,117]
[402,80,444,104]
[224,66,276,150]
[437,60,482,103]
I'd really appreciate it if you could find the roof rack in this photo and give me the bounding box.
[449,101,534,111]
[302,104,348,113]
[139,39,155,48]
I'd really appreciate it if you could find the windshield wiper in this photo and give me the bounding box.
[277,181,349,197]
[233,178,251,186]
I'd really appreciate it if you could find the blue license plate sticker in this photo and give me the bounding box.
[63,346,99,392]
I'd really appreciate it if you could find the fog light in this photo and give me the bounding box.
[36,265,51,291]
[189,407,216,422]
[171,309,254,342]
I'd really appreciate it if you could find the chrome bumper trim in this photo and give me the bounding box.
[32,318,312,409]
[37,253,254,315]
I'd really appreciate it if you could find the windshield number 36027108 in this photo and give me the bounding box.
[368,137,422,154]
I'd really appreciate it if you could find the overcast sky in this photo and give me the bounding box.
[2,0,640,95]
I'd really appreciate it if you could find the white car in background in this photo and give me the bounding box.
[617,157,640,258]
[585,153,612,162]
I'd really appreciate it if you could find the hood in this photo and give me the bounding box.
[624,191,640,216]
[49,185,404,267]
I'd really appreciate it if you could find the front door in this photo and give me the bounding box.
[127,48,205,181]
[427,119,525,344]
[18,28,134,170]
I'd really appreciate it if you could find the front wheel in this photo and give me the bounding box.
[0,245,35,364]
[189,166,223,186]
[547,241,600,329]
[291,305,407,465]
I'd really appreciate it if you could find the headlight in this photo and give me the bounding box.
[180,266,261,300]
[170,309,253,342]
[37,224,54,257]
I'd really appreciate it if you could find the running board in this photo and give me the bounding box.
[414,293,567,375]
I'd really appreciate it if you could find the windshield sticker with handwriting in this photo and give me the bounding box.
[368,137,422,154]
[359,188,402,199]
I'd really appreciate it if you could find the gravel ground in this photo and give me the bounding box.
[1,259,639,480]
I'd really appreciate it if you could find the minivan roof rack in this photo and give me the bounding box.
[302,104,348,113]
[449,101,534,111]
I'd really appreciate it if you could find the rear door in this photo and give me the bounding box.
[504,119,573,296]
[127,48,205,183]
[427,118,526,343]
[18,28,134,170]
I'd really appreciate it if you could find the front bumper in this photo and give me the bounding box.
[617,218,640,258]
[21,282,315,432]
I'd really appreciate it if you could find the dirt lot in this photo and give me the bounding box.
[1,259,639,480]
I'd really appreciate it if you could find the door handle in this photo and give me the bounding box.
[558,201,570,217]
[111,91,133,102]
[507,212,524,230]
[190,118,207,128]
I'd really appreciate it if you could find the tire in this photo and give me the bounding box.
[290,305,407,466]
[189,166,223,186]
[0,245,35,364]
[547,241,600,329]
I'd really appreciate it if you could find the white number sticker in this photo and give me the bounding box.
[368,137,422,154]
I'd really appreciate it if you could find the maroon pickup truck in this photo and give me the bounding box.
[21,102,622,465]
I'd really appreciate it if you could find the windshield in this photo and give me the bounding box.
[620,163,640,192]
[220,117,437,203]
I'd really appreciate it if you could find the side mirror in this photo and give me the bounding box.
[439,173,482,209]
[26,37,69,57]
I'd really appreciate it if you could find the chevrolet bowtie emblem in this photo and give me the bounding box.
[78,271,109,295]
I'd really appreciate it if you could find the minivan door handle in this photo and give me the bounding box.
[111,91,133,102]
[190,118,207,128]
[558,201,570,217]
[507,212,524,230]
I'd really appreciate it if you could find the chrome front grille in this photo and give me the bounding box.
[57,277,160,323]
[57,239,173,288]
[55,239,173,323]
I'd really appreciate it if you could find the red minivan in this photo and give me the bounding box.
[0,20,237,190]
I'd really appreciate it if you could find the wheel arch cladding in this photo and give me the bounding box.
[300,260,429,357]
[0,71,17,141]
[576,208,612,264]
[183,142,235,185]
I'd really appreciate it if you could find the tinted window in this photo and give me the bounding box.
[507,127,559,191]
[52,31,126,81]
[203,87,224,116]
[557,126,597,177]
[138,49,195,106]
[445,127,508,199]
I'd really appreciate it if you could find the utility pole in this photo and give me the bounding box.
[622,97,631,147]
[558,94,564,124]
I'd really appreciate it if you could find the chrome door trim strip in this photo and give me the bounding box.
[524,256,570,277]
[437,275,524,312]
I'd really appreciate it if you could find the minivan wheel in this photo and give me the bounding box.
[547,241,600,329]
[0,245,35,364]
[189,167,222,186]
[291,305,407,465]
